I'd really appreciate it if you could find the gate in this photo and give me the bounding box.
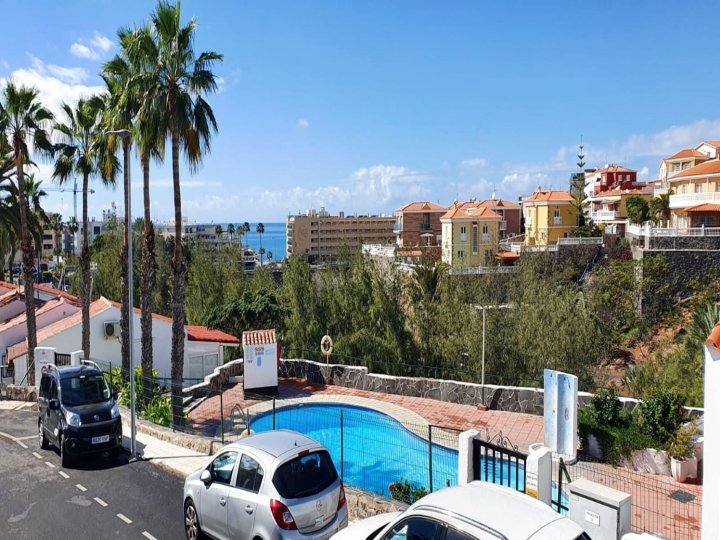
[472,431,527,493]
[54,352,72,367]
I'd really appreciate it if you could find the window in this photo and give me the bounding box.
[446,527,476,540]
[695,183,703,193]
[40,374,52,398]
[481,224,489,243]
[683,162,691,170]
[235,454,264,493]
[272,450,338,499]
[672,163,680,172]
[210,451,238,485]
[460,226,467,242]
[554,208,560,218]
[472,225,478,255]
[382,517,443,540]
[541,232,546,240]
[457,250,464,259]
[93,226,101,235]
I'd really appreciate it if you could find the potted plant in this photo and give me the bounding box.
[668,422,698,483]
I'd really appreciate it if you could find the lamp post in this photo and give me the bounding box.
[475,304,511,406]
[106,128,137,461]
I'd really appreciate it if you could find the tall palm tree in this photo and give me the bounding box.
[226,222,235,241]
[45,212,63,263]
[0,82,53,383]
[66,217,78,256]
[214,224,222,237]
[53,97,117,358]
[242,221,250,248]
[142,0,223,424]
[256,222,265,264]
[649,190,674,227]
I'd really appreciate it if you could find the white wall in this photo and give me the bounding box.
[702,338,720,540]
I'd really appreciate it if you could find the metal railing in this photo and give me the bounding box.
[472,431,526,493]
[448,266,519,275]
[627,223,720,237]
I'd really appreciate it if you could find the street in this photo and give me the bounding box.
[0,408,186,539]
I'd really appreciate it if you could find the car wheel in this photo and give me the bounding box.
[60,434,72,468]
[38,420,49,450]
[184,499,204,540]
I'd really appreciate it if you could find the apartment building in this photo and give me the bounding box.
[394,201,446,247]
[440,201,501,267]
[286,208,395,261]
[523,190,577,246]
[156,219,241,249]
[585,186,653,234]
[476,198,521,238]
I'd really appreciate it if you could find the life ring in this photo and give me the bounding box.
[320,335,334,356]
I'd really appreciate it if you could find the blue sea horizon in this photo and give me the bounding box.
[216,221,286,261]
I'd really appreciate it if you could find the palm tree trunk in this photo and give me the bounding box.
[81,172,91,358]
[170,132,186,427]
[259,233,263,265]
[120,138,130,375]
[14,149,37,384]
[140,154,156,406]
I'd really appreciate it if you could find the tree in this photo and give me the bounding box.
[625,195,650,225]
[256,222,264,264]
[0,82,54,383]
[226,223,235,241]
[242,221,250,248]
[214,224,222,237]
[142,0,223,425]
[267,251,273,261]
[570,137,587,227]
[66,217,78,256]
[48,213,63,262]
[648,190,673,227]
[53,97,117,358]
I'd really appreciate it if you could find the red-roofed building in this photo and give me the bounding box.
[440,201,502,267]
[583,164,644,196]
[522,190,577,247]
[585,185,654,234]
[393,202,447,262]
[476,198,522,238]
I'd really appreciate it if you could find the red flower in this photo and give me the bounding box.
[389,484,395,492]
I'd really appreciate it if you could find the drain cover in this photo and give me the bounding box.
[669,490,696,504]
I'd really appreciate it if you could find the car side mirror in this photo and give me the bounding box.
[200,469,212,485]
[48,399,59,411]
[112,392,118,401]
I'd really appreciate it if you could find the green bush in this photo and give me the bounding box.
[144,395,172,427]
[589,385,626,428]
[388,479,427,504]
[638,388,685,444]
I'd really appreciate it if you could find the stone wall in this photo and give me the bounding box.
[644,249,720,307]
[183,358,244,399]
[2,384,37,402]
[346,487,407,521]
[648,235,720,251]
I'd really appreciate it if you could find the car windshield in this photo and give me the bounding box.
[272,450,338,499]
[60,373,111,405]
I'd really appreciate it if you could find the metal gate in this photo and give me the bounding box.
[472,431,527,493]
[54,352,72,367]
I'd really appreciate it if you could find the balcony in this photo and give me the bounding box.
[669,191,720,209]
[591,210,618,222]
[553,216,562,225]
[420,223,432,232]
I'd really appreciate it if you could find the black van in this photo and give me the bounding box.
[38,361,122,466]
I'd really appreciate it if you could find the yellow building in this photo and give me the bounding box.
[440,202,501,267]
[665,159,720,228]
[523,190,577,246]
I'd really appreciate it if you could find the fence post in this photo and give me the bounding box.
[557,457,564,513]
[220,390,224,445]
[272,398,276,430]
[428,425,433,493]
[340,409,344,481]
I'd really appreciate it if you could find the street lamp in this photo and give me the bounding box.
[106,128,138,461]
[475,303,511,406]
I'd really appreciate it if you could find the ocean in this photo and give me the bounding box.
[223,222,286,261]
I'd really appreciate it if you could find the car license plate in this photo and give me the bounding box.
[91,435,110,444]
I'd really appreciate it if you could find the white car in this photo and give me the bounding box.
[331,481,590,540]
[183,430,348,540]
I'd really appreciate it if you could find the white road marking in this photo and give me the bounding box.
[45,461,55,468]
[32,452,42,459]
[58,471,69,479]
[94,497,108,507]
[142,532,158,540]
[0,431,30,448]
[16,435,37,441]
[16,440,28,449]
[116,513,132,524]
[75,484,87,492]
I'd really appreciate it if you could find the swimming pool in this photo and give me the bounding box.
[249,402,525,497]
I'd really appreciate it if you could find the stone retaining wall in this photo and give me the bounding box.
[183,358,245,399]
[2,384,37,402]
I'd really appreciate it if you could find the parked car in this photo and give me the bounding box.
[38,361,122,467]
[331,481,590,540]
[183,429,348,540]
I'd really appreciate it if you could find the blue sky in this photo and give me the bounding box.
[1,1,719,223]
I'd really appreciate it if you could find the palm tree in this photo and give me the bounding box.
[142,0,223,424]
[66,217,78,256]
[226,223,235,241]
[47,213,63,262]
[0,82,53,383]
[256,222,265,264]
[214,223,222,237]
[53,97,117,358]
[242,221,250,248]
[105,23,166,404]
[267,251,272,261]
[649,190,674,227]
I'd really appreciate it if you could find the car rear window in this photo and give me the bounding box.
[272,450,338,499]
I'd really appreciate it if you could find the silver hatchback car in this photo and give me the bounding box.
[183,429,349,540]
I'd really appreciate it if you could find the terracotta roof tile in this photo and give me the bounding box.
[440,202,502,220]
[707,321,720,351]
[34,283,80,303]
[107,299,173,323]
[242,329,277,346]
[663,149,707,161]
[524,191,575,204]
[685,203,720,212]
[596,164,636,173]
[476,199,521,209]
[186,325,240,344]
[396,201,447,212]
[671,159,720,179]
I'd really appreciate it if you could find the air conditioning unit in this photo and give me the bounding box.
[103,321,120,339]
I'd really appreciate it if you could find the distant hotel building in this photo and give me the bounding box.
[286,208,395,261]
[155,218,240,249]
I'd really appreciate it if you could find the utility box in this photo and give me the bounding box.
[568,478,631,540]
[242,329,279,396]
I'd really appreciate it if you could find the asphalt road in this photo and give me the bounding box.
[0,409,186,540]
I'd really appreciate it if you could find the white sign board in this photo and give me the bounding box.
[34,347,57,390]
[543,369,578,458]
[242,342,278,392]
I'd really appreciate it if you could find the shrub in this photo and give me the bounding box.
[589,385,626,428]
[638,388,685,444]
[388,479,427,504]
[144,395,172,427]
[667,421,699,460]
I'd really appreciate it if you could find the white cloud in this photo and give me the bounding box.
[0,56,104,116]
[501,172,550,196]
[297,118,309,129]
[461,157,488,168]
[69,32,113,61]
[638,166,650,180]
[145,179,222,189]
[69,43,99,61]
[216,76,225,93]
[1,59,9,70]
